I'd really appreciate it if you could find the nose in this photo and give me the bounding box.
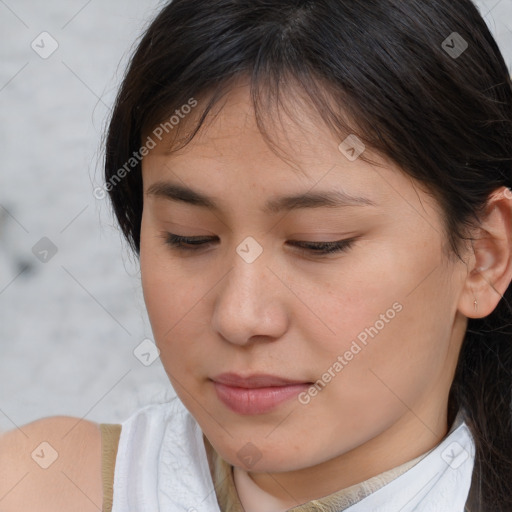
[210,245,289,346]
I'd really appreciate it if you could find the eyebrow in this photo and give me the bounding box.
[146,181,377,214]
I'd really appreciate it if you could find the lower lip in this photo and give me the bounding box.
[213,381,310,415]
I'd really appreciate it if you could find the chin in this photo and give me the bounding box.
[211,437,317,473]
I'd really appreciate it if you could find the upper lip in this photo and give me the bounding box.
[211,373,310,388]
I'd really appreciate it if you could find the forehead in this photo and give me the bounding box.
[143,81,358,163]
[140,84,438,223]
[143,84,374,177]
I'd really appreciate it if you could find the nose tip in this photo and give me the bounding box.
[210,241,289,346]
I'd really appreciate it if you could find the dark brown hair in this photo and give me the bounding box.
[104,1,512,509]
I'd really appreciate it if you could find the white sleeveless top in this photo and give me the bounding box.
[111,396,475,512]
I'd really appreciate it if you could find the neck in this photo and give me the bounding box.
[233,410,449,511]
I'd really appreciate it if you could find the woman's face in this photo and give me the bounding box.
[139,83,470,496]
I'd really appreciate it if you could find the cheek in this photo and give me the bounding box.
[139,227,211,377]
[309,247,456,410]
[140,217,188,325]
[306,251,407,361]
[140,264,203,384]
[140,237,171,332]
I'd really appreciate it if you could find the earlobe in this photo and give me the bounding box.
[458,186,512,319]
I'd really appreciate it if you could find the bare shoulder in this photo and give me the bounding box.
[0,416,103,512]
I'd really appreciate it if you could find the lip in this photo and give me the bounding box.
[211,373,311,415]
[212,372,309,388]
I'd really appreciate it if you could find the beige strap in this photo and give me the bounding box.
[100,423,122,512]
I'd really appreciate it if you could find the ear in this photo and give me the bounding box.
[458,186,512,319]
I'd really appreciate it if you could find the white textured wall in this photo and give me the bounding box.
[0,0,511,430]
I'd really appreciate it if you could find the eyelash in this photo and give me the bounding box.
[162,233,356,256]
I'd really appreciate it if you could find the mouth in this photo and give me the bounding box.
[210,373,312,415]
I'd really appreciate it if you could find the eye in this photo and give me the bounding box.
[163,234,217,250]
[290,239,355,256]
[161,233,356,256]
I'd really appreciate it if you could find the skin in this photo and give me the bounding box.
[139,80,512,510]
[0,417,102,512]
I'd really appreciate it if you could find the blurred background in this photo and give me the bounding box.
[0,0,511,430]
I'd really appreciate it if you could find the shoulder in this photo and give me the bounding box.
[0,416,103,512]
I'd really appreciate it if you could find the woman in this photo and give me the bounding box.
[1,0,512,510]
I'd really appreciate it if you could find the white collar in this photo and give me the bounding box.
[345,409,475,512]
[112,398,475,512]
